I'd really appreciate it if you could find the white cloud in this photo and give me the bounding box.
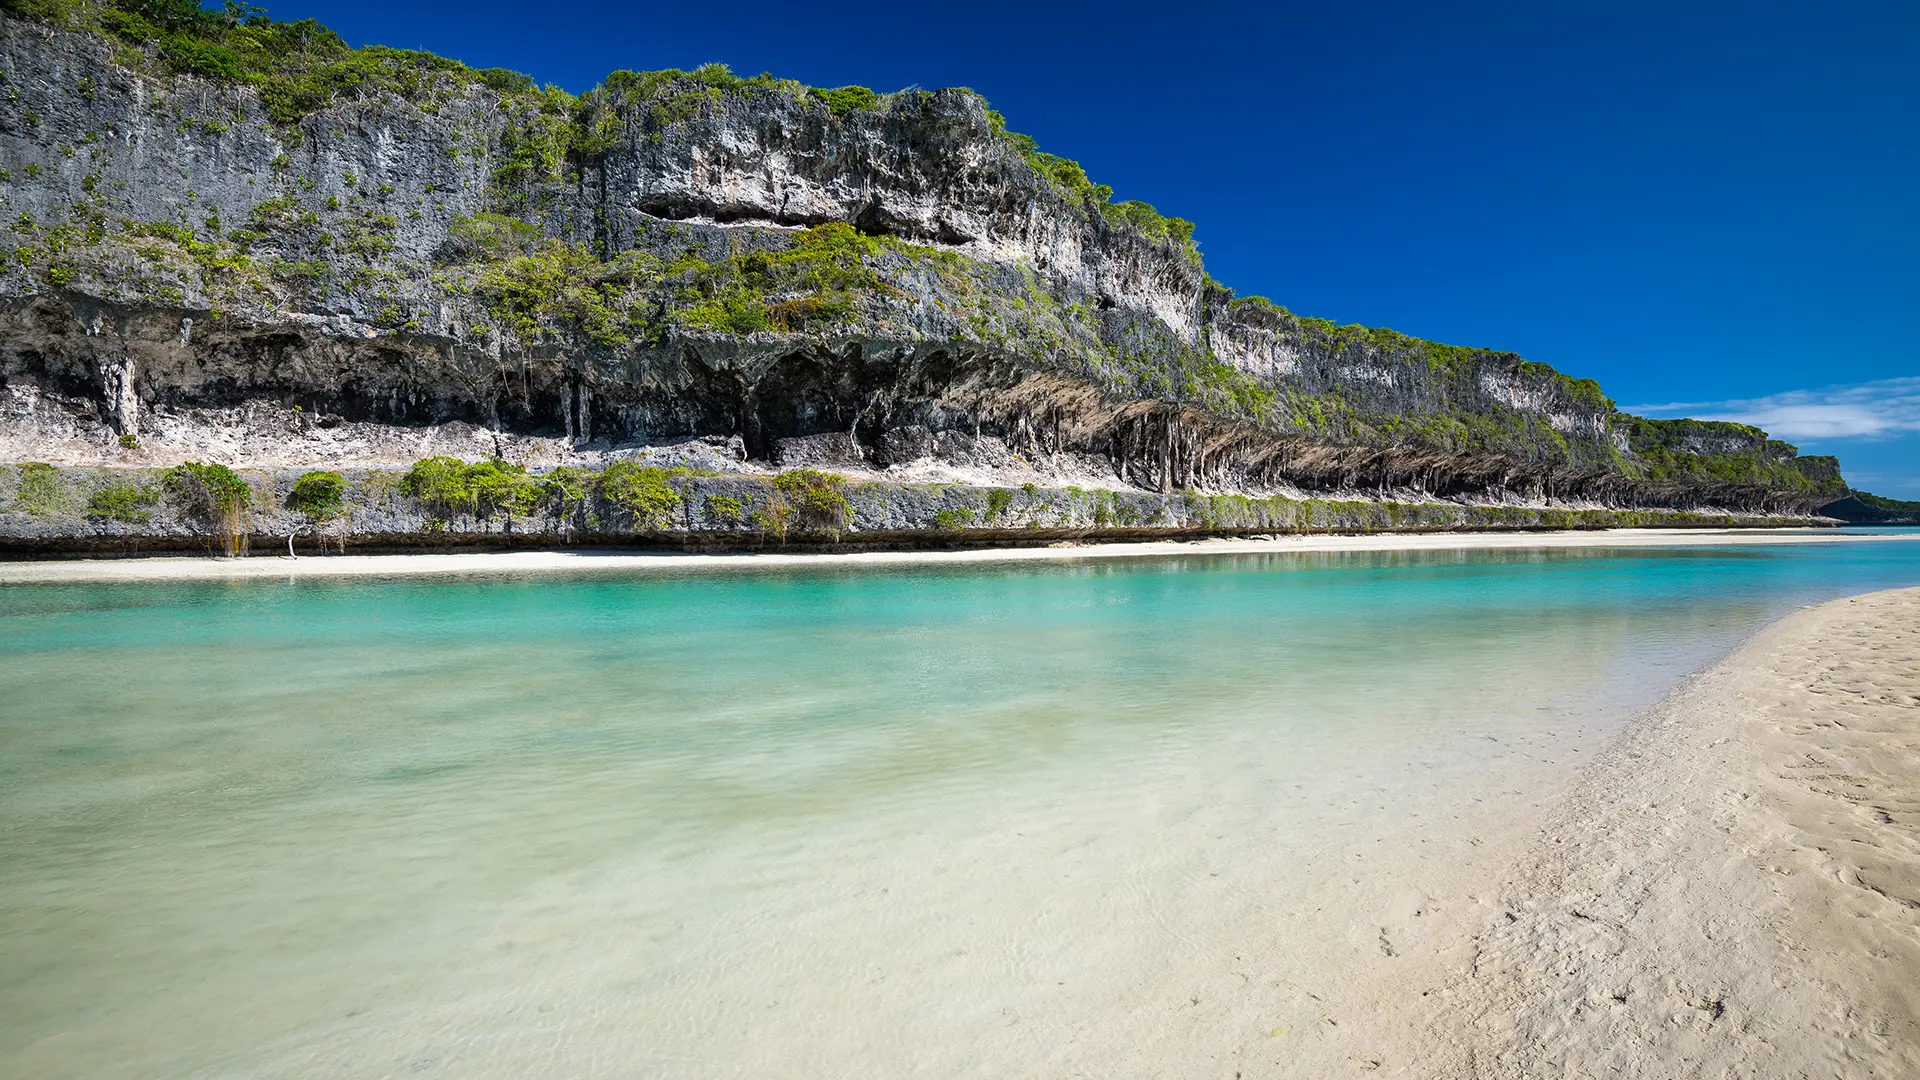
[1625,376,1920,441]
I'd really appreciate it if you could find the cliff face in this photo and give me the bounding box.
[0,6,1846,518]
[1818,491,1920,526]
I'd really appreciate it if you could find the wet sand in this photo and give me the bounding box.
[1411,586,1920,1077]
[1,527,1914,583]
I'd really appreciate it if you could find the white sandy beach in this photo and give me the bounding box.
[1405,586,1920,1077]
[0,527,1914,583]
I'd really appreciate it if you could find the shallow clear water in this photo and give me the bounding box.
[3,540,1918,1078]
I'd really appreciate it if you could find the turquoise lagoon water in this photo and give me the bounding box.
[3,537,1919,1077]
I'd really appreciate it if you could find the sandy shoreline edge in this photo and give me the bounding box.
[1,527,1914,583]
[1412,585,1920,1077]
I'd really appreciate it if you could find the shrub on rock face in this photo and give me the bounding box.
[770,469,850,536]
[463,460,540,520]
[164,461,252,555]
[286,470,347,520]
[702,494,745,526]
[595,462,680,530]
[402,458,539,525]
[811,85,879,116]
[285,469,349,553]
[87,482,159,524]
[401,457,472,521]
[11,463,67,518]
[164,462,251,511]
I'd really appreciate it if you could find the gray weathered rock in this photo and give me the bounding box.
[0,9,1847,547]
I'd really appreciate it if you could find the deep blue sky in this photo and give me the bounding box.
[290,0,1918,495]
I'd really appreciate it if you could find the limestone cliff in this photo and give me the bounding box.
[0,1,1847,546]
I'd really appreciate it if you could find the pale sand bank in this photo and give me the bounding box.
[1414,587,1920,1077]
[1,527,1914,583]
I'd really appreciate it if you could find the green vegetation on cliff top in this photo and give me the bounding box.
[985,108,1197,260]
[1851,491,1920,513]
[1,0,1197,256]
[2,0,477,124]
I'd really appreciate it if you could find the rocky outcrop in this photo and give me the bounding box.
[0,5,1849,542]
[1819,491,1920,526]
[0,461,1822,557]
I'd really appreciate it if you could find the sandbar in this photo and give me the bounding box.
[0,527,1914,583]
[1412,586,1920,1076]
